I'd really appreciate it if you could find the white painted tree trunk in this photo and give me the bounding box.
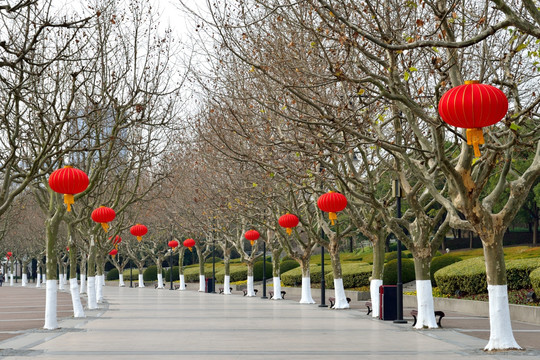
[199,275,205,292]
[223,275,231,295]
[22,273,28,287]
[370,279,383,318]
[80,274,86,294]
[157,273,164,289]
[96,275,104,303]
[36,274,42,288]
[246,275,256,296]
[179,274,186,290]
[414,280,438,329]
[332,278,350,309]
[58,274,64,290]
[63,273,68,285]
[87,276,98,310]
[69,278,85,318]
[58,274,65,290]
[43,274,46,281]
[119,274,125,287]
[484,285,521,351]
[272,277,282,300]
[299,277,316,304]
[138,274,145,287]
[9,273,13,286]
[44,280,58,329]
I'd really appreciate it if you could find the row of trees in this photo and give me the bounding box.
[1,0,540,353]
[167,0,540,352]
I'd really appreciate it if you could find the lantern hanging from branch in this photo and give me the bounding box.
[130,224,148,242]
[278,213,299,235]
[91,206,116,232]
[110,235,122,249]
[7,251,12,259]
[438,80,508,158]
[109,249,118,256]
[317,191,347,225]
[244,230,260,246]
[183,238,195,251]
[168,240,179,250]
[48,166,89,212]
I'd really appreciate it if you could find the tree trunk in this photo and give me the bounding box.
[246,262,256,296]
[412,256,437,328]
[299,258,315,304]
[178,247,186,290]
[137,265,145,287]
[79,251,87,294]
[44,213,61,330]
[68,240,85,318]
[157,261,164,289]
[223,250,231,295]
[482,235,520,350]
[87,238,98,309]
[328,238,348,309]
[95,254,105,303]
[196,246,205,292]
[370,234,385,318]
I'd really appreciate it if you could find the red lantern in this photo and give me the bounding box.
[91,206,116,232]
[48,166,89,212]
[438,80,508,158]
[109,249,118,256]
[317,191,347,225]
[183,238,195,251]
[7,251,12,258]
[279,213,299,235]
[168,240,179,249]
[245,230,260,246]
[109,235,121,249]
[66,247,70,252]
[130,224,148,242]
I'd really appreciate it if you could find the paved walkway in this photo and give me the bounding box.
[1,285,539,359]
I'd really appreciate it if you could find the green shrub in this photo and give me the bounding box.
[253,261,273,281]
[434,257,487,295]
[361,253,374,264]
[122,268,139,280]
[106,268,119,280]
[325,263,372,289]
[143,265,166,281]
[280,260,300,274]
[214,263,247,283]
[435,257,540,295]
[383,259,415,285]
[430,255,462,286]
[281,264,330,286]
[281,256,295,262]
[385,251,398,262]
[530,267,540,296]
[165,266,179,281]
[505,258,540,290]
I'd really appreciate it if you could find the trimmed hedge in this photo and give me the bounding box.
[434,257,487,295]
[434,257,540,295]
[106,268,119,280]
[143,265,166,281]
[531,267,540,296]
[165,266,179,281]
[280,260,300,274]
[325,263,372,289]
[430,255,462,286]
[122,269,139,280]
[253,261,273,281]
[506,258,540,290]
[281,264,330,286]
[383,259,415,285]
[385,251,412,262]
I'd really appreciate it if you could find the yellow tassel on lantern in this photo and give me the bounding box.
[115,244,118,250]
[64,194,74,212]
[286,228,292,235]
[101,222,109,232]
[466,128,485,158]
[250,240,255,246]
[188,247,192,251]
[328,212,337,225]
[137,236,142,242]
